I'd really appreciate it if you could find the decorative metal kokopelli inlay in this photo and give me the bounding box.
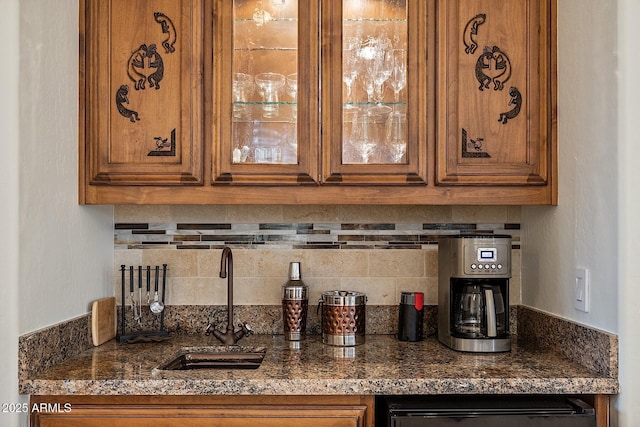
[115,85,140,123]
[154,12,177,53]
[145,44,164,90]
[463,13,486,55]
[127,44,148,90]
[127,44,164,91]
[148,129,176,157]
[498,87,522,124]
[462,128,491,158]
[475,45,511,91]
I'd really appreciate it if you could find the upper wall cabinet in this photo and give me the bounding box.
[80,0,203,189]
[80,0,557,205]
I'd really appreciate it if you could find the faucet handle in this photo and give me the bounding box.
[205,323,215,335]
[238,322,254,336]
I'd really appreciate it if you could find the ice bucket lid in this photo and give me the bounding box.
[320,290,366,306]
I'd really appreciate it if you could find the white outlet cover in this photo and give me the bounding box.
[573,267,589,312]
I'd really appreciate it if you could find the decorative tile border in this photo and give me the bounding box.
[115,222,520,250]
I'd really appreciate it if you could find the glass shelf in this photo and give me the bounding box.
[234,18,297,23]
[343,18,407,23]
[343,102,406,107]
[233,47,298,52]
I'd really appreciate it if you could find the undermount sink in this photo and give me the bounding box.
[158,347,266,370]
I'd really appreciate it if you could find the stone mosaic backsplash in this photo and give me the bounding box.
[115,222,520,250]
[114,227,521,308]
[114,205,522,307]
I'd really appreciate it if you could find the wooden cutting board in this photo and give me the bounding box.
[91,297,117,346]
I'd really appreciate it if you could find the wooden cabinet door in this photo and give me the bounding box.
[436,0,553,185]
[322,0,432,185]
[31,396,372,427]
[33,407,367,427]
[210,0,320,185]
[82,0,203,187]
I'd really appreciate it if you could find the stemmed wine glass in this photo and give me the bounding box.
[387,49,407,111]
[384,49,407,163]
[343,37,361,110]
[373,48,392,105]
[352,112,381,163]
[358,37,392,116]
[385,112,407,163]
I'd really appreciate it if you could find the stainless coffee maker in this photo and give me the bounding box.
[438,235,511,352]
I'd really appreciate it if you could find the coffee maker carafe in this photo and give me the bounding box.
[438,235,511,352]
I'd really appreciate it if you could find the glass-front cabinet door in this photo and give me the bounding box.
[212,0,428,186]
[323,0,429,184]
[212,0,319,184]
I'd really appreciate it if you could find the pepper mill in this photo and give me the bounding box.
[282,262,308,341]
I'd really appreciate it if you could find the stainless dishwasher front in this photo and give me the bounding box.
[376,395,596,427]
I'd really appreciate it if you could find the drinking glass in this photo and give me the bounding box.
[286,72,298,120]
[232,73,254,120]
[255,72,286,118]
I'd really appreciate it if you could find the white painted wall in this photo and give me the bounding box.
[18,0,113,334]
[0,1,22,425]
[521,0,618,332]
[616,1,640,426]
[0,1,114,426]
[522,1,640,426]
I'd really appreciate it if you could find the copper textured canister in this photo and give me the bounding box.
[282,262,308,341]
[319,290,366,346]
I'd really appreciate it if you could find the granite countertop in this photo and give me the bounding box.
[21,334,618,396]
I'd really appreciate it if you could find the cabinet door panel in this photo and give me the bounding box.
[322,0,431,185]
[34,406,367,427]
[84,0,203,185]
[437,0,551,185]
[211,0,320,185]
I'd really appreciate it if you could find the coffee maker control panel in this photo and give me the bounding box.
[468,247,503,272]
[462,242,511,277]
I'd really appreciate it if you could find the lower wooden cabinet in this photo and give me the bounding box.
[29,394,610,427]
[30,395,374,427]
